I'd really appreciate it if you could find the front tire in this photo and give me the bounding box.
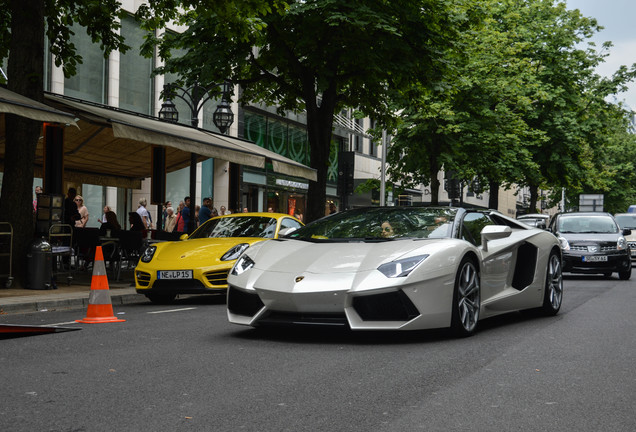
[619,266,632,280]
[450,257,480,337]
[540,251,563,316]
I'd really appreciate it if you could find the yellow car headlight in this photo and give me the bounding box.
[221,243,250,261]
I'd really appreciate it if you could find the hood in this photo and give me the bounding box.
[154,237,264,262]
[248,238,458,274]
[557,232,622,243]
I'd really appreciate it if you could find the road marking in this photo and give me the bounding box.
[148,307,197,314]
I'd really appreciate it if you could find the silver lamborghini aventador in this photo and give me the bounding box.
[227,206,563,337]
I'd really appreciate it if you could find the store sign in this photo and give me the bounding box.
[276,179,309,190]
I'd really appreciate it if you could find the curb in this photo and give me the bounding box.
[0,292,147,315]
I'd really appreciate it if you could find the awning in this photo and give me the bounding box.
[44,93,317,183]
[0,86,77,125]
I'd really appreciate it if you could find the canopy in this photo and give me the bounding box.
[40,94,317,187]
[0,86,76,125]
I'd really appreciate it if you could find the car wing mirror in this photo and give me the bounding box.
[179,233,189,241]
[623,228,632,236]
[481,225,512,252]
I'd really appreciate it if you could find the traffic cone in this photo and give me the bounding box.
[76,246,125,324]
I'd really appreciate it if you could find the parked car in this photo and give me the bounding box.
[614,213,636,263]
[517,213,550,229]
[227,206,563,337]
[548,212,631,279]
[135,212,303,303]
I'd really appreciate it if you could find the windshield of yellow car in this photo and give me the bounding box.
[190,216,278,239]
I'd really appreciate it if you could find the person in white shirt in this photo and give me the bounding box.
[136,198,151,230]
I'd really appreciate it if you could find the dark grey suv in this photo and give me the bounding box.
[549,212,632,280]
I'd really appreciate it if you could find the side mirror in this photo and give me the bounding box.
[623,228,632,236]
[179,233,189,241]
[537,221,547,230]
[481,225,512,252]
[278,227,297,237]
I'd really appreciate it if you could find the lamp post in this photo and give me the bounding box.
[159,81,235,233]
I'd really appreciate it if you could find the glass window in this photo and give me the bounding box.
[280,217,302,231]
[461,212,493,246]
[64,23,106,103]
[119,15,153,114]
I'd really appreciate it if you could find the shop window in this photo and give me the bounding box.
[119,15,153,115]
[64,23,106,104]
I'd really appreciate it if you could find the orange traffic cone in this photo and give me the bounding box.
[76,246,125,324]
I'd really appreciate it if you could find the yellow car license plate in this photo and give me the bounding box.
[158,270,193,279]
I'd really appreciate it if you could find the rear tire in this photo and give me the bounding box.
[146,293,177,304]
[450,257,480,337]
[540,251,563,316]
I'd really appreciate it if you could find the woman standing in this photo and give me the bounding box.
[164,207,177,233]
[74,195,89,228]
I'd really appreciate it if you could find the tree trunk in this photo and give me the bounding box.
[304,87,336,223]
[429,155,440,205]
[529,185,539,213]
[488,181,499,210]
[0,0,45,288]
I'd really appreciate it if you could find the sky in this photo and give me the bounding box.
[566,0,636,110]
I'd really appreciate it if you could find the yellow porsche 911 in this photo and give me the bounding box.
[135,212,303,303]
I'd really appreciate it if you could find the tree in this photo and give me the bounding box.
[137,0,474,222]
[0,0,128,288]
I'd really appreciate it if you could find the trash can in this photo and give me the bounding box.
[26,238,53,290]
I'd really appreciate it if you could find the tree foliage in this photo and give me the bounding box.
[387,0,636,213]
[137,0,476,222]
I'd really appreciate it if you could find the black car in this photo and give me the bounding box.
[549,212,631,279]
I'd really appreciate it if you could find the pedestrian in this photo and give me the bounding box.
[293,208,303,222]
[100,205,112,223]
[242,207,248,213]
[267,207,274,213]
[74,195,89,228]
[220,205,231,215]
[162,201,172,226]
[99,211,121,235]
[33,185,42,213]
[136,197,151,230]
[128,211,146,237]
[164,206,177,232]
[181,196,191,230]
[329,202,337,214]
[64,187,81,226]
[198,197,213,225]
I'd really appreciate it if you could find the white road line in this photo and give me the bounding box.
[148,307,197,314]
[48,321,80,326]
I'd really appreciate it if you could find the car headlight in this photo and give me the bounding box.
[377,254,429,278]
[221,243,250,261]
[558,236,570,251]
[618,237,627,250]
[231,254,255,276]
[140,246,157,263]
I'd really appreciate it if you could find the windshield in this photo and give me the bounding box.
[189,216,278,239]
[288,207,457,241]
[615,214,636,229]
[557,216,618,234]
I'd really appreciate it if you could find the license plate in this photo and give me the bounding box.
[158,270,193,279]
[582,256,607,262]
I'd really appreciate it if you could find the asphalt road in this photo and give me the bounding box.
[1,275,635,432]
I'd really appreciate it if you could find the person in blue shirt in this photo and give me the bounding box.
[198,197,213,226]
[181,196,191,231]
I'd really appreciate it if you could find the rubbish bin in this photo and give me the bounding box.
[27,238,53,290]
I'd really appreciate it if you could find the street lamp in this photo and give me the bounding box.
[159,80,234,131]
[158,80,235,233]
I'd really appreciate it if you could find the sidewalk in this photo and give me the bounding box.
[0,269,146,315]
